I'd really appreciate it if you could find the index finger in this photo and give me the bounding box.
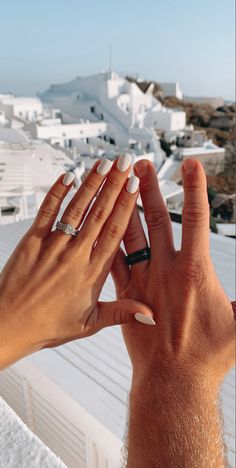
[181,158,210,257]
[134,160,174,260]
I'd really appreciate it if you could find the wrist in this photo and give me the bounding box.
[128,375,225,468]
[130,359,220,406]
[0,307,34,370]
[128,364,225,468]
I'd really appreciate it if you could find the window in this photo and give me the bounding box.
[90,106,95,114]
[1,207,15,215]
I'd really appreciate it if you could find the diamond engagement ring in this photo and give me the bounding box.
[56,221,78,236]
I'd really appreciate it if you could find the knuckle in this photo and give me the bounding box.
[183,205,209,227]
[118,194,133,209]
[92,205,109,223]
[107,176,120,188]
[185,183,204,192]
[106,223,123,240]
[84,177,99,192]
[112,253,124,269]
[58,249,74,265]
[141,180,154,193]
[38,191,62,219]
[111,304,121,326]
[66,204,84,222]
[38,206,55,220]
[145,208,169,231]
[182,261,207,289]
[158,266,171,287]
[50,190,62,203]
[85,264,100,282]
[125,225,142,244]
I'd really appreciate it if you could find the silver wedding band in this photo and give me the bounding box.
[56,221,78,236]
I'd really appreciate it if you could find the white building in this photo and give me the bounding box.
[40,72,186,167]
[159,82,183,100]
[0,140,74,225]
[144,105,186,132]
[165,126,206,147]
[0,95,43,122]
[157,140,225,191]
[24,118,107,148]
[0,108,7,126]
[178,141,225,176]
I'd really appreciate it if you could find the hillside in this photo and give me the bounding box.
[162,96,235,147]
[127,77,236,194]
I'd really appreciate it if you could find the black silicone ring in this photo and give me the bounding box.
[125,247,151,266]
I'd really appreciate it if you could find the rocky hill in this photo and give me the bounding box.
[162,96,235,147]
[127,77,236,194]
[162,98,236,195]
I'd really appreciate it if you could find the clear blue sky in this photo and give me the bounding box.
[0,0,235,99]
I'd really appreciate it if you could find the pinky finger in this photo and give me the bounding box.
[31,171,75,238]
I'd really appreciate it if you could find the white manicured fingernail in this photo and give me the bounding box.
[117,154,131,172]
[97,158,113,175]
[127,176,139,193]
[62,172,75,186]
[135,313,156,325]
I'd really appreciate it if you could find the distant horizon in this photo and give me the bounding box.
[0,0,235,101]
[0,69,235,102]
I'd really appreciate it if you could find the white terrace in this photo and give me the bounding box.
[0,141,73,224]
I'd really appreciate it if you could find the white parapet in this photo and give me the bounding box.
[0,396,66,468]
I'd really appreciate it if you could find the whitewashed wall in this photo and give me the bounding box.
[0,362,122,468]
[35,122,107,141]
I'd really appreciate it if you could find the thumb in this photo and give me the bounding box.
[97,299,156,329]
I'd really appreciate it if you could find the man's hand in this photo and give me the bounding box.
[112,158,235,467]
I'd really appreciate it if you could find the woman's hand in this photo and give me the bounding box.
[112,158,235,383]
[0,155,153,369]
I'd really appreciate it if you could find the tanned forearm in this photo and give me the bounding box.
[126,370,227,468]
[0,306,34,370]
